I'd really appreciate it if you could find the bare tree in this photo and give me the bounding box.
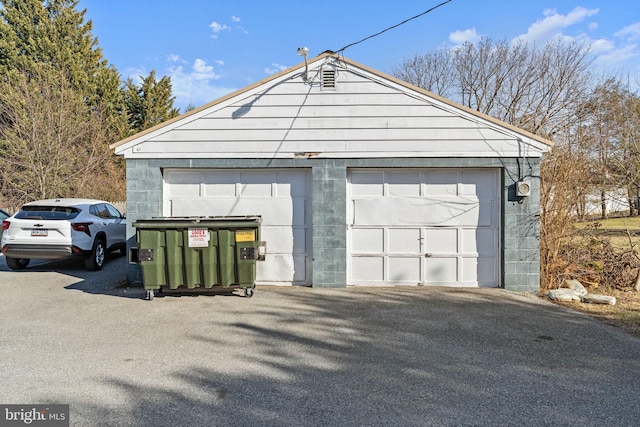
[0,68,118,205]
[574,77,640,218]
[605,79,640,217]
[392,38,594,139]
[392,49,454,96]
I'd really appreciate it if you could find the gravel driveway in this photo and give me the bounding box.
[1,254,639,426]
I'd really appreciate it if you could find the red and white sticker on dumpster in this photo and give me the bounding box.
[188,228,210,247]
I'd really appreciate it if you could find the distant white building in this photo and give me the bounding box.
[584,188,631,217]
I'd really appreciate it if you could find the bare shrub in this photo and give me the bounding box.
[546,226,640,291]
[0,68,125,205]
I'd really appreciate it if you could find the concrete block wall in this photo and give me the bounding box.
[311,161,347,288]
[124,157,542,292]
[501,158,542,293]
[124,160,163,285]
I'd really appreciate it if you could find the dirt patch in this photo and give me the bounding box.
[549,289,640,339]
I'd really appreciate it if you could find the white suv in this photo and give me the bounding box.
[1,198,126,271]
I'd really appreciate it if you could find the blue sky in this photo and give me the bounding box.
[78,0,640,112]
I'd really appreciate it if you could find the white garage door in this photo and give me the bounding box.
[164,169,311,285]
[348,169,499,287]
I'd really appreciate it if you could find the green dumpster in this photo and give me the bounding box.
[131,216,265,300]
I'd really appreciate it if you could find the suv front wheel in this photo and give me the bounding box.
[84,239,105,271]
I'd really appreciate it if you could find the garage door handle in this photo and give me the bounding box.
[424,253,433,257]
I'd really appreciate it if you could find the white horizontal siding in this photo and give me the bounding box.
[222,92,428,106]
[135,140,525,159]
[202,104,453,119]
[148,127,509,143]
[119,60,549,159]
[180,115,481,130]
[239,75,396,95]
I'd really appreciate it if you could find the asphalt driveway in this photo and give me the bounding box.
[1,254,639,426]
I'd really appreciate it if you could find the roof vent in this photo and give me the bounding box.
[321,68,336,90]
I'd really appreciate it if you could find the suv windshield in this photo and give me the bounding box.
[15,205,81,220]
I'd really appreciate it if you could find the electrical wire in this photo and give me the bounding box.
[334,0,454,54]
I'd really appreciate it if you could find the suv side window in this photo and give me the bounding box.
[91,204,111,219]
[105,204,122,219]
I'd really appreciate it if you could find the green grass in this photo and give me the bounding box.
[573,216,640,252]
[575,216,640,231]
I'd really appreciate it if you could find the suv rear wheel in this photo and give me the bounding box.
[84,239,105,271]
[6,257,30,270]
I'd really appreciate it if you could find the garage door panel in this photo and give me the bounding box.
[354,198,481,226]
[462,228,496,255]
[203,172,239,196]
[425,228,458,253]
[389,257,421,283]
[351,228,383,253]
[350,171,384,196]
[425,257,458,282]
[256,254,306,282]
[172,198,294,225]
[246,199,290,223]
[241,181,272,197]
[276,171,310,196]
[234,171,276,196]
[292,255,308,282]
[477,200,496,227]
[462,170,497,196]
[167,172,202,197]
[387,171,421,196]
[462,257,497,283]
[292,199,308,226]
[388,228,421,253]
[352,257,384,282]
[204,182,236,197]
[259,227,307,254]
[424,171,459,196]
[171,199,213,216]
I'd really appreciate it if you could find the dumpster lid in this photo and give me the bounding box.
[133,215,262,228]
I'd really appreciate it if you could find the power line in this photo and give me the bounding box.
[334,0,454,54]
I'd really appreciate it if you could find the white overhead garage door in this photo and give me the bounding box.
[164,169,311,285]
[348,169,500,287]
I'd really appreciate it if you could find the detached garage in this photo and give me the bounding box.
[111,52,552,292]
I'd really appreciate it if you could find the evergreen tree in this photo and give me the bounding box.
[0,0,128,205]
[0,0,127,136]
[123,70,180,134]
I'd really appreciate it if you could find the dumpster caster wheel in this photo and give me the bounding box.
[244,288,254,298]
[146,290,154,301]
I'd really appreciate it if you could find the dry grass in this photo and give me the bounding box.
[548,215,640,339]
[552,289,640,339]
[574,215,640,230]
